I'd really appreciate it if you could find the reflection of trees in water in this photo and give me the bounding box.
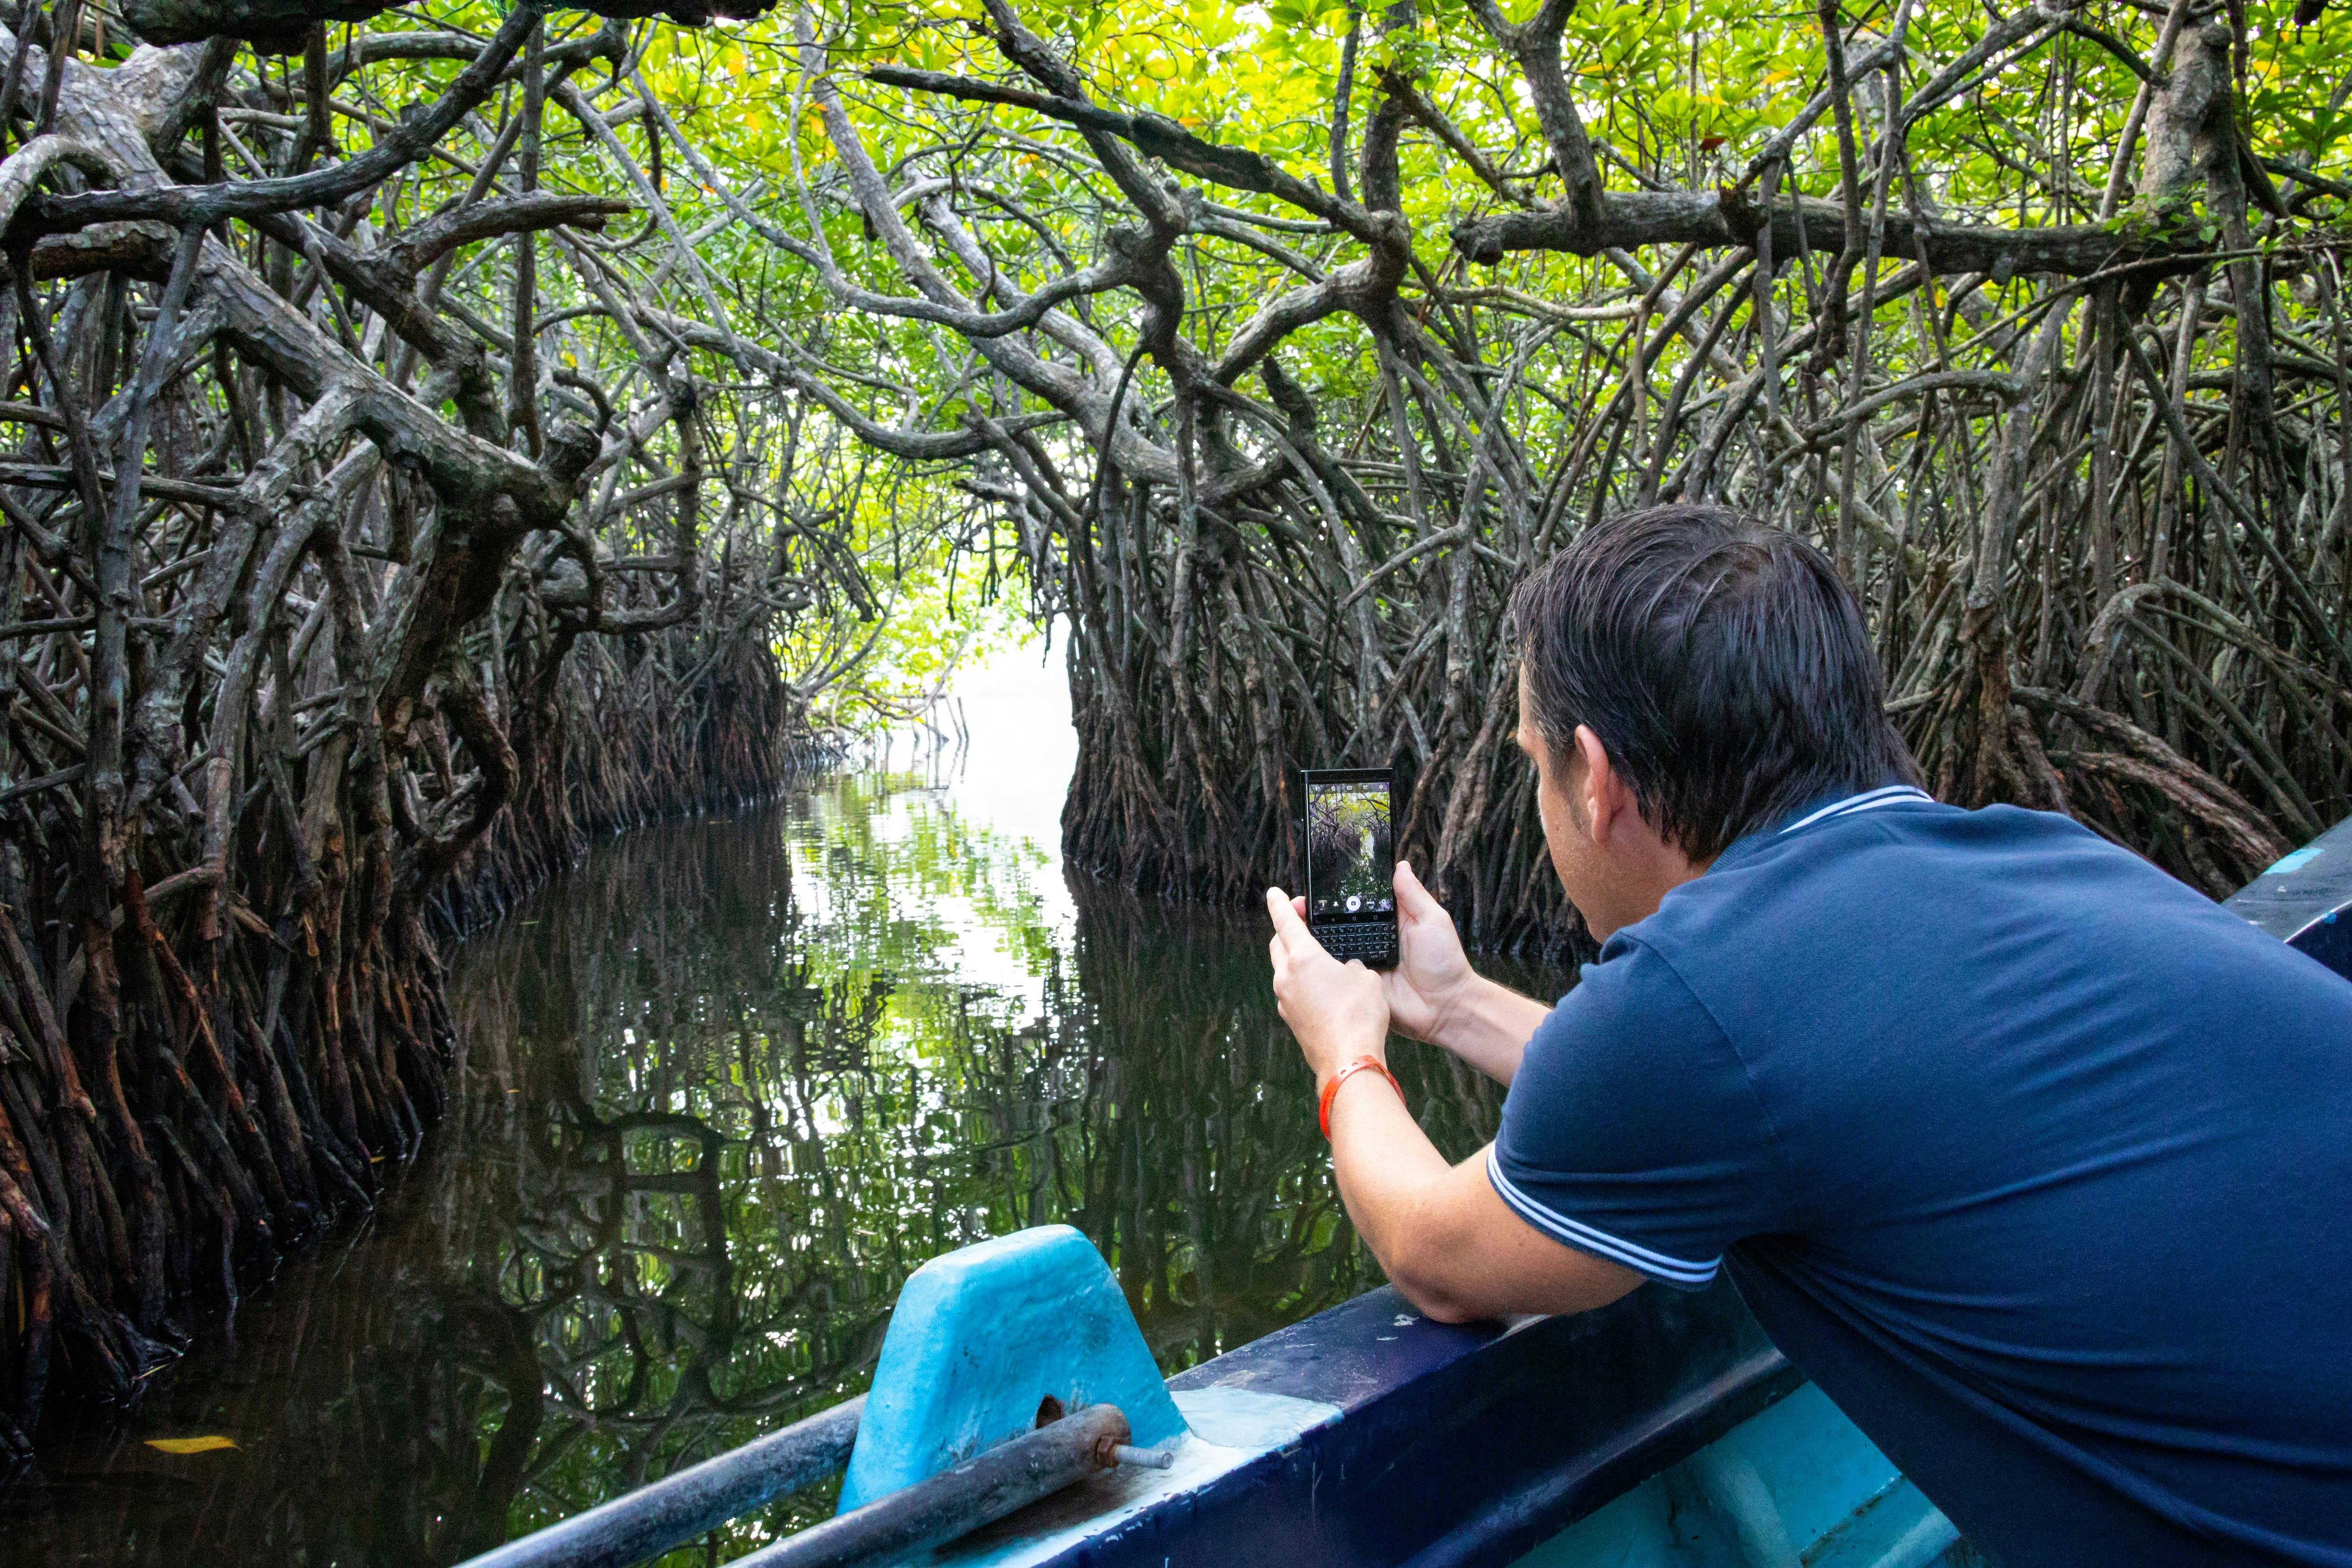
[8,783,1526,1566]
[1064,887,1455,1363]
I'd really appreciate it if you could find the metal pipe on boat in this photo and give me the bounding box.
[732,1404,1139,1568]
[457,1396,864,1568]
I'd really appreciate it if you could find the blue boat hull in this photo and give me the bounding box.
[929,1280,1960,1568]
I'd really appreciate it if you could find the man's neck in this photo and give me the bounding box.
[1581,849,1712,941]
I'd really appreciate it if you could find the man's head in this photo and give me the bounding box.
[1510,504,1918,937]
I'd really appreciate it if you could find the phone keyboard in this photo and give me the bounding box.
[1317,923,1398,963]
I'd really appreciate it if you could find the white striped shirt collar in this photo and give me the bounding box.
[1778,784,1936,836]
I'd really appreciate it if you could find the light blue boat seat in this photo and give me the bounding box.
[1511,1383,1965,1568]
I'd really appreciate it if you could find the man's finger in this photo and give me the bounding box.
[1395,860,1446,921]
[1292,895,1307,921]
[1266,885,1312,942]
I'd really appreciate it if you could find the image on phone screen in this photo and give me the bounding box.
[1301,768,1398,967]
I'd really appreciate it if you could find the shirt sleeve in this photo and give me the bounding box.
[1489,934,1790,1291]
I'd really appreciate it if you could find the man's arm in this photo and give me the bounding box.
[1267,887,1641,1323]
[1416,975,1554,1087]
[1327,1076,1643,1322]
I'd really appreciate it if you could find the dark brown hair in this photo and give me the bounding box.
[1510,504,1921,861]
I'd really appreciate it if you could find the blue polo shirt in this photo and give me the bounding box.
[1490,786,2352,1566]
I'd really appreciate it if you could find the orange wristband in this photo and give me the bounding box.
[1318,1056,1403,1139]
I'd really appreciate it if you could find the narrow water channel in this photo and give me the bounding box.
[7,649,1541,1567]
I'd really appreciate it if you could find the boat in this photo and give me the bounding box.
[461,824,2352,1568]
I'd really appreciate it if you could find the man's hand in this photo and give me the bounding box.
[1381,862,1478,1045]
[1274,864,1549,1085]
[1268,863,1469,1043]
[1266,886,1391,1085]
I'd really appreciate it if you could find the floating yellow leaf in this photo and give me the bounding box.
[145,1435,238,1455]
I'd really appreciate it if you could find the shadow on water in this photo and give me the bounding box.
[5,771,1553,1566]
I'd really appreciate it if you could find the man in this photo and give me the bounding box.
[1265,505,2352,1566]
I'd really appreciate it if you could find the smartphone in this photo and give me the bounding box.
[1300,768,1398,969]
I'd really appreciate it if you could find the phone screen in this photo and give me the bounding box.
[1302,769,1397,965]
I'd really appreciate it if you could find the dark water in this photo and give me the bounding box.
[7,768,1542,1567]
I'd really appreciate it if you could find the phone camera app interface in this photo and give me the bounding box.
[1307,782,1392,920]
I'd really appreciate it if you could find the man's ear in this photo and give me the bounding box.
[1572,724,1618,842]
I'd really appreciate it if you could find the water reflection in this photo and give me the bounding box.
[9,770,1539,1566]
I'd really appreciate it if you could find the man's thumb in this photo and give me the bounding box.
[1395,860,1445,920]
